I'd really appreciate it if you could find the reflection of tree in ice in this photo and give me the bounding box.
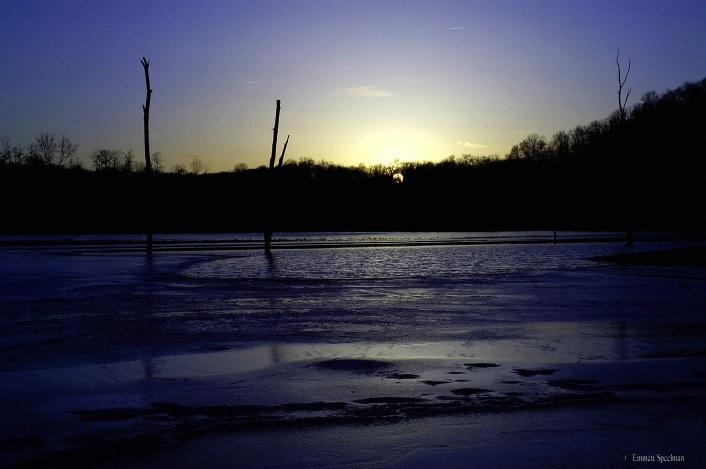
[144,358,153,378]
[265,252,280,277]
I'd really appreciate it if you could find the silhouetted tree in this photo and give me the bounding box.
[191,158,206,175]
[616,49,633,245]
[277,135,289,168]
[90,148,123,171]
[28,133,77,166]
[0,138,12,164]
[141,58,153,173]
[568,124,590,160]
[122,149,135,172]
[616,49,632,125]
[151,151,164,174]
[264,99,286,255]
[173,163,188,175]
[141,56,154,254]
[549,131,570,161]
[10,143,26,165]
[506,145,521,160]
[58,135,79,167]
[518,133,548,162]
[27,132,54,165]
[233,162,248,173]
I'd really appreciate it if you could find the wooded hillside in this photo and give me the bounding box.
[2,77,704,234]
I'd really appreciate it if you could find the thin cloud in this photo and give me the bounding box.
[449,27,464,30]
[457,141,487,149]
[338,86,392,97]
[238,79,260,85]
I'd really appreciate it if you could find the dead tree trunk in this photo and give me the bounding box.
[141,57,153,255]
[269,100,281,170]
[264,100,281,255]
[278,135,289,168]
[616,50,633,246]
[263,102,291,255]
[616,49,632,125]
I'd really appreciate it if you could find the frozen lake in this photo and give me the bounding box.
[1,231,703,365]
[1,231,705,468]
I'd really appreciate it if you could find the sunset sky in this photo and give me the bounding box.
[2,0,706,173]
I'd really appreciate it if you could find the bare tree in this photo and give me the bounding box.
[58,135,79,167]
[141,57,153,173]
[191,158,204,175]
[151,151,164,173]
[33,132,57,164]
[518,133,548,162]
[9,144,26,164]
[265,99,287,255]
[616,49,632,124]
[616,49,634,245]
[506,145,521,160]
[90,148,123,171]
[0,138,11,164]
[141,57,154,255]
[173,163,188,175]
[549,131,571,160]
[122,149,135,171]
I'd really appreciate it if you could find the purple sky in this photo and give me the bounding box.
[2,0,705,172]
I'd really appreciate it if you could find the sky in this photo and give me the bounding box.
[2,0,706,173]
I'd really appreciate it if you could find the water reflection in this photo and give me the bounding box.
[8,317,702,392]
[31,325,648,383]
[265,251,280,277]
[615,321,628,360]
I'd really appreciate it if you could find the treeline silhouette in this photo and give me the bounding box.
[1,77,704,235]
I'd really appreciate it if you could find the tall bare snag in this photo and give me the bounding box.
[264,100,290,255]
[616,49,633,245]
[141,57,154,254]
[616,49,632,124]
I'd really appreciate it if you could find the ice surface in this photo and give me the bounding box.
[1,232,705,468]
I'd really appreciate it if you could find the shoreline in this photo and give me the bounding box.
[0,230,703,252]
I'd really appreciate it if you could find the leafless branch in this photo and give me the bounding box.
[617,49,632,122]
